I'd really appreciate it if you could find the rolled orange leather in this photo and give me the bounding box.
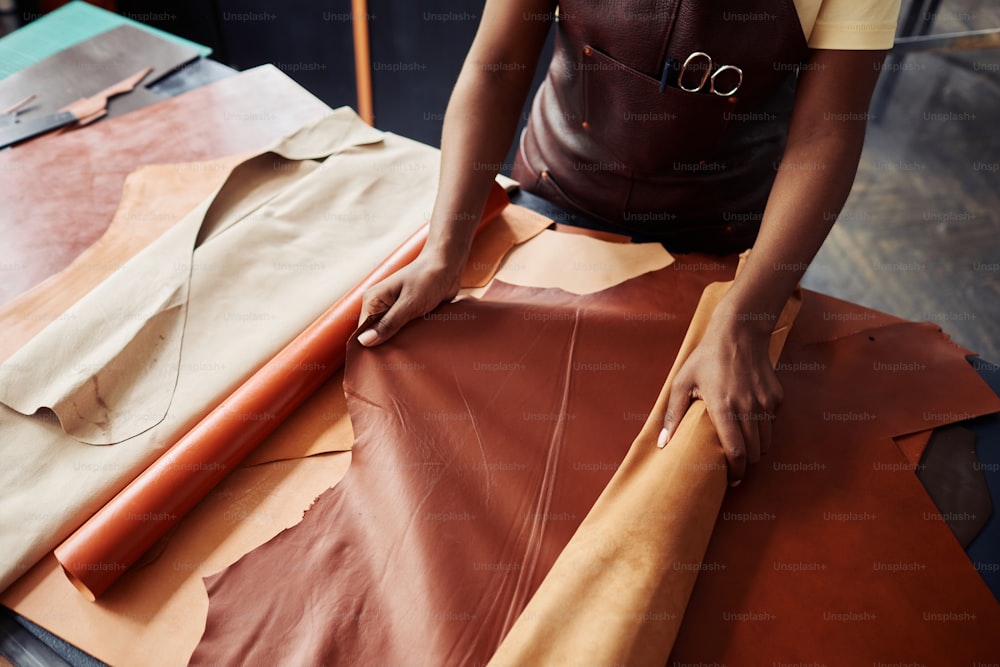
[54,182,510,600]
[487,274,801,666]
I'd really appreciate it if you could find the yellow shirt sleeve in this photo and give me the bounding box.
[794,0,902,50]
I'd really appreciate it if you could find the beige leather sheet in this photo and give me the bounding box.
[0,108,443,593]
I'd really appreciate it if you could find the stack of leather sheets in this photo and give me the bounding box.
[0,64,997,666]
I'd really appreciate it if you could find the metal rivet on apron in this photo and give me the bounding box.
[541,170,550,180]
[581,121,590,130]
[583,46,592,56]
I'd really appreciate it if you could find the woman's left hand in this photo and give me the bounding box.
[658,307,782,486]
[653,47,891,486]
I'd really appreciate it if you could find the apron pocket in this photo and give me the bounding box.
[581,44,735,174]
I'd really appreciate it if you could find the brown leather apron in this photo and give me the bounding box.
[513,0,810,252]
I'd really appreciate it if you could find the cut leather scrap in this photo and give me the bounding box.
[0,108,381,445]
[191,262,1000,665]
[0,64,332,306]
[0,109,446,594]
[790,321,998,438]
[460,203,553,287]
[0,25,197,128]
[464,228,674,297]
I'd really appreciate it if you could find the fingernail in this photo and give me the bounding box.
[656,428,669,449]
[357,329,378,346]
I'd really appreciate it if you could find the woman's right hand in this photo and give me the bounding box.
[354,0,555,348]
[356,250,463,347]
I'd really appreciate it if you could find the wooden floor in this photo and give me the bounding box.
[804,2,1000,360]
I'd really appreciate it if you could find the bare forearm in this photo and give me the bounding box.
[356,1,554,345]
[426,67,537,261]
[424,0,555,264]
[723,129,866,327]
[720,49,886,329]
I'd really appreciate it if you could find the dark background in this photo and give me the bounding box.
[29,0,556,153]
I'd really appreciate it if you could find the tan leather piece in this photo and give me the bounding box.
[0,153,527,463]
[463,228,675,297]
[192,259,1000,665]
[460,203,553,287]
[488,277,800,666]
[57,65,154,127]
[0,64,332,306]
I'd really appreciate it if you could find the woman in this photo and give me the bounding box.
[357,0,900,484]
